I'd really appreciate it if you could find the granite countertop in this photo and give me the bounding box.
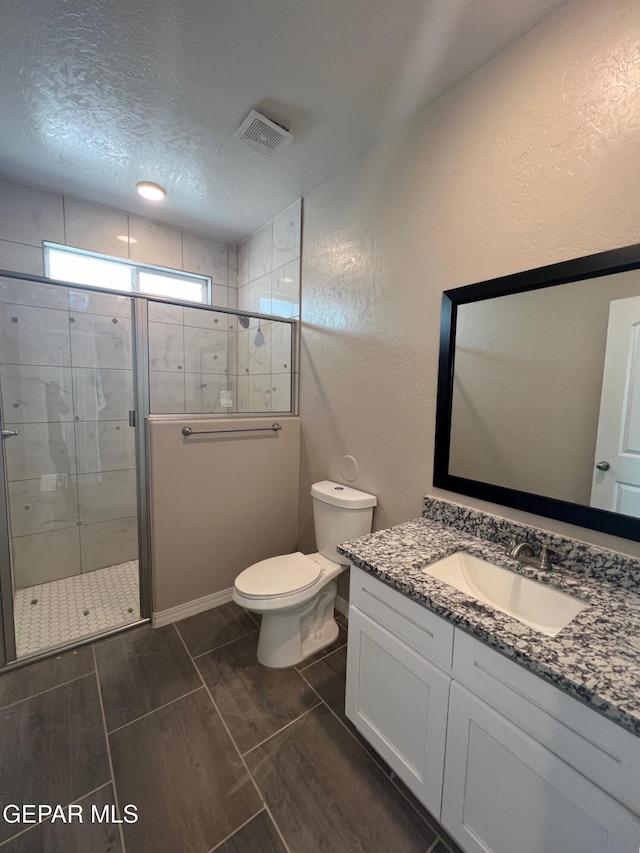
[338,517,640,737]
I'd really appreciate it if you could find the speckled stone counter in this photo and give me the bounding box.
[338,504,640,737]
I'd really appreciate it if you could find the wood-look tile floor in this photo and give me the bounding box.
[0,603,464,853]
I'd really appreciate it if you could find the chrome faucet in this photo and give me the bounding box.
[504,537,565,571]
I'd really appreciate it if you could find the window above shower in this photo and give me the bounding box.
[44,244,210,305]
[41,243,297,416]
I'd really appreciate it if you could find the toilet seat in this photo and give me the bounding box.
[235,551,322,599]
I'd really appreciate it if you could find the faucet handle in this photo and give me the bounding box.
[539,544,567,570]
[497,530,519,555]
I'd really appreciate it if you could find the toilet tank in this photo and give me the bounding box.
[311,480,377,564]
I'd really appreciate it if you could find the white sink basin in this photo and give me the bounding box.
[423,551,587,637]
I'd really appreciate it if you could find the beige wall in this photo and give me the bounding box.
[149,417,300,613]
[299,0,640,562]
[450,270,640,505]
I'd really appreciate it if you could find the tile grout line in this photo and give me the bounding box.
[14,559,140,658]
[8,466,142,484]
[172,623,295,853]
[241,701,323,758]
[106,686,204,735]
[0,782,112,849]
[296,665,442,843]
[92,646,127,853]
[260,803,293,853]
[238,662,335,853]
[435,837,462,853]
[388,778,448,845]
[246,610,260,627]
[296,624,457,850]
[297,641,347,672]
[67,276,83,586]
[428,836,462,853]
[0,669,95,712]
[181,627,260,660]
[206,807,267,853]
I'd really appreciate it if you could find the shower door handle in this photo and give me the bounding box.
[1,429,19,438]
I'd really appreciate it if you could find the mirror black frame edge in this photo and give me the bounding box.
[433,241,640,542]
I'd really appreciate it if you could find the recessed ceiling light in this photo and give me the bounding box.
[136,181,167,201]
[117,235,138,244]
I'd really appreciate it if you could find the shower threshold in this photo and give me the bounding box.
[14,560,140,659]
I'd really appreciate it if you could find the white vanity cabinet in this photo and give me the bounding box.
[345,567,453,815]
[442,682,640,853]
[346,566,640,853]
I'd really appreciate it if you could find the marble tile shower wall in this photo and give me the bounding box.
[147,301,293,414]
[0,177,239,309]
[0,177,241,587]
[149,199,301,415]
[148,301,235,414]
[0,277,138,589]
[0,178,300,415]
[236,199,301,412]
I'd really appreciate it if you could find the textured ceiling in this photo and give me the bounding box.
[0,0,566,242]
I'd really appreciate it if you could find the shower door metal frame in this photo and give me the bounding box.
[0,430,17,664]
[132,297,152,620]
[0,269,153,666]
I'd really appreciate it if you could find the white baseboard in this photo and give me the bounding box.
[153,587,347,628]
[335,595,349,619]
[152,587,234,627]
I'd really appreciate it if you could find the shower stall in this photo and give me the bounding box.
[0,270,296,664]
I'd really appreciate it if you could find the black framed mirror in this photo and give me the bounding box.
[434,242,640,542]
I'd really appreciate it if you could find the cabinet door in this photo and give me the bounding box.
[442,683,640,853]
[346,606,451,817]
[452,628,640,815]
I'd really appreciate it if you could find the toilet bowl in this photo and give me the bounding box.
[233,481,377,668]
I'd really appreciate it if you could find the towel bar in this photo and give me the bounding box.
[181,423,282,436]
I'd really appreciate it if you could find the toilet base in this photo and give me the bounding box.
[256,579,339,668]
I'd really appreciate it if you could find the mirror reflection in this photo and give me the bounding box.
[449,269,640,519]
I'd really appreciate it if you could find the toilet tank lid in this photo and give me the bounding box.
[311,480,377,509]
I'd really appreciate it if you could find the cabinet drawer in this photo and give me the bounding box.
[349,565,454,672]
[453,628,640,815]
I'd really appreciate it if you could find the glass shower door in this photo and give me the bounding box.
[0,276,141,659]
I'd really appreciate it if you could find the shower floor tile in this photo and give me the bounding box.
[14,560,140,658]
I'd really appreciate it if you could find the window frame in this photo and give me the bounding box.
[43,242,212,305]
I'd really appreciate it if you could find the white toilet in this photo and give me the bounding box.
[233,480,377,668]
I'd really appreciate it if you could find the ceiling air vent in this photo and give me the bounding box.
[234,110,294,158]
